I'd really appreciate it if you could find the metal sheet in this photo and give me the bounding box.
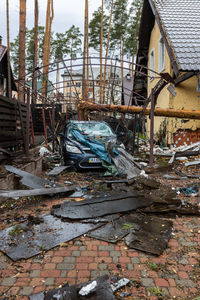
[125,216,173,255]
[87,216,140,243]
[0,215,103,261]
[52,197,151,220]
[5,165,57,189]
[67,191,140,206]
[0,186,75,198]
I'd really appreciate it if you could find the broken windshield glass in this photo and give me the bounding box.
[68,122,115,138]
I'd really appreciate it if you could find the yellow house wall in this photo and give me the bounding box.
[146,21,200,144]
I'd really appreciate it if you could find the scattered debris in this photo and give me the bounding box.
[181,185,199,197]
[0,214,104,261]
[47,165,70,176]
[79,280,97,296]
[0,186,75,199]
[5,165,58,189]
[111,278,130,292]
[185,159,200,167]
[30,275,115,300]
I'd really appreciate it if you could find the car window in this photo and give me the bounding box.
[67,122,115,138]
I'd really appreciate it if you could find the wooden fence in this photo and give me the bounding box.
[0,95,27,159]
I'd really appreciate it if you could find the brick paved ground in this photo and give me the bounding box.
[0,173,200,299]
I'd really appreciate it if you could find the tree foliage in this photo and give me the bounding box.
[89,6,109,51]
[88,0,143,58]
[10,25,82,78]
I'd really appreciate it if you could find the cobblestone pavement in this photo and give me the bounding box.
[0,175,200,299]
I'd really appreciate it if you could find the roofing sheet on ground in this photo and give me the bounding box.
[51,195,151,220]
[87,216,140,243]
[30,275,114,300]
[0,215,104,261]
[125,215,173,255]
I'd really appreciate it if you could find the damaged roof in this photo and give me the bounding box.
[139,0,200,72]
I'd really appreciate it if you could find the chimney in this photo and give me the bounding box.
[0,36,2,45]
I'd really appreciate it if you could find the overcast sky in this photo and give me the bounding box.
[0,0,102,44]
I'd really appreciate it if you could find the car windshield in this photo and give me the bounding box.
[68,122,115,138]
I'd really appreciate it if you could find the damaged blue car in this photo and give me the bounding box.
[59,120,117,169]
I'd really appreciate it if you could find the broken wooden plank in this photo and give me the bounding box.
[0,186,76,199]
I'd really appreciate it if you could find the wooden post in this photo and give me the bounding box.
[149,92,155,166]
[52,102,55,153]
[19,0,26,102]
[25,89,30,156]
[42,107,47,144]
[82,0,88,102]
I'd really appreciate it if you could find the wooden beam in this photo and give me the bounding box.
[174,71,195,85]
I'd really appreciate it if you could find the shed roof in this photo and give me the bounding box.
[150,0,200,71]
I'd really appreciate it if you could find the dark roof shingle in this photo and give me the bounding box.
[153,0,200,71]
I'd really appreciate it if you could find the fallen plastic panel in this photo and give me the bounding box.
[51,196,151,220]
[5,165,58,189]
[30,275,114,300]
[87,216,140,243]
[125,216,173,255]
[47,166,70,176]
[0,186,75,199]
[0,215,104,261]
[106,141,141,179]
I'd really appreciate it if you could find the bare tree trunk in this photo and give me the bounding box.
[6,0,12,99]
[42,0,54,99]
[103,0,114,103]
[121,36,124,91]
[99,0,104,104]
[86,0,89,101]
[32,0,38,104]
[82,0,88,102]
[19,0,26,102]
[131,7,141,76]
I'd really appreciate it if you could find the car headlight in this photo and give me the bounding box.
[65,144,82,154]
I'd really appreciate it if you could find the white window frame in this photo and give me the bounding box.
[149,48,155,80]
[159,37,165,72]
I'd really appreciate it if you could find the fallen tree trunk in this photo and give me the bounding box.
[78,101,200,120]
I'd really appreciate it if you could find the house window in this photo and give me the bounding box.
[159,37,165,72]
[149,49,155,80]
[66,82,70,87]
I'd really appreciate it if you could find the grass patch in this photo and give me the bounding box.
[9,225,23,237]
[147,287,164,296]
[146,261,159,270]
[122,223,133,230]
